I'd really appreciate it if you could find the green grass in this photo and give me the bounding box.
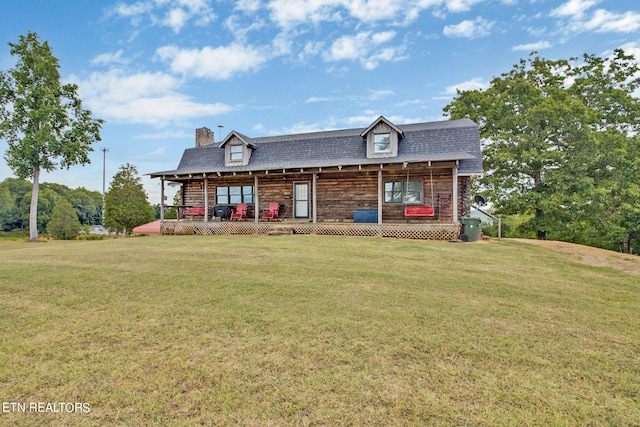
[0,236,638,426]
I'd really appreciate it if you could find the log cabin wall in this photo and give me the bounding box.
[178,163,469,222]
[183,181,204,207]
[380,168,453,222]
[316,172,378,221]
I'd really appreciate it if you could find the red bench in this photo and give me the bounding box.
[182,207,206,218]
[404,206,435,217]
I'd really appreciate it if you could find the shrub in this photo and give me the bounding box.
[47,199,81,240]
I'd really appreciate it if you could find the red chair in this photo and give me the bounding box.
[229,203,248,221]
[261,202,280,221]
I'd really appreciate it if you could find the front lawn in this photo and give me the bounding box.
[0,236,638,425]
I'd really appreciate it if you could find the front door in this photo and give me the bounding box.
[294,182,310,218]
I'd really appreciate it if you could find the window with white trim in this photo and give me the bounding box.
[384,180,422,204]
[229,144,243,162]
[216,186,254,204]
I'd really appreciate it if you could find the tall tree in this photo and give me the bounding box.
[444,50,640,251]
[104,164,153,237]
[0,32,103,241]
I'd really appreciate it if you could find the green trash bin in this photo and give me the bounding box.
[460,217,481,242]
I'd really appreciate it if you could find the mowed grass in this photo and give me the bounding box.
[0,235,638,426]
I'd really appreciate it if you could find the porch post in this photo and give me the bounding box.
[204,177,209,222]
[254,175,259,223]
[312,173,317,223]
[452,165,459,222]
[160,177,165,221]
[378,169,383,224]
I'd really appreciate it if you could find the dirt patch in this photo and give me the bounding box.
[513,239,640,276]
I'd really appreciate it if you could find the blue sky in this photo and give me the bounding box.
[1,0,639,204]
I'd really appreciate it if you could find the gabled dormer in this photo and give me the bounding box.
[361,116,405,159]
[218,131,257,167]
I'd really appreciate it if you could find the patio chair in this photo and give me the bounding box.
[229,203,248,221]
[261,202,281,221]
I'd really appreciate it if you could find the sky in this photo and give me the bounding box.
[1,0,639,205]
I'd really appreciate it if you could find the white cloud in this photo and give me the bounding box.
[278,121,335,135]
[164,8,188,32]
[225,15,266,42]
[324,31,405,69]
[112,1,154,18]
[551,1,640,34]
[395,99,425,107]
[268,0,342,28]
[267,0,455,29]
[137,147,168,158]
[583,9,640,33]
[298,41,325,62]
[372,31,396,44]
[236,0,261,13]
[443,17,493,38]
[327,33,370,61]
[443,77,489,95]
[512,40,552,51]
[344,0,405,22]
[367,89,395,100]
[445,0,484,13]
[306,96,333,103]
[156,43,268,80]
[91,50,129,66]
[74,69,233,125]
[550,0,600,19]
[110,0,215,33]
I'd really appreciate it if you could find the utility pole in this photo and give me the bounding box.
[102,147,109,224]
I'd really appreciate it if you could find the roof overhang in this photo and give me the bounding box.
[149,152,476,179]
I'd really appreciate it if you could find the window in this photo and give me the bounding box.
[384,180,422,204]
[374,133,391,153]
[216,186,254,204]
[229,144,243,162]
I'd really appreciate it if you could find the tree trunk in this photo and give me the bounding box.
[536,208,547,240]
[623,233,631,254]
[29,167,40,241]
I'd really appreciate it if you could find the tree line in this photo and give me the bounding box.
[0,163,156,239]
[0,178,102,232]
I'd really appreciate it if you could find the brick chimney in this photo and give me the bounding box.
[195,127,214,147]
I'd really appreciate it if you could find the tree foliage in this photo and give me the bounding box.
[104,164,153,237]
[46,198,81,240]
[0,32,103,240]
[445,49,640,252]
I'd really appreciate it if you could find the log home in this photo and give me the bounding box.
[149,116,483,239]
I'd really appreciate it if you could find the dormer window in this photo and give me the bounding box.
[229,144,243,162]
[219,131,256,166]
[374,133,391,153]
[361,116,404,159]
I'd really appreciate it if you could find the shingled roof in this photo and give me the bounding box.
[150,117,482,177]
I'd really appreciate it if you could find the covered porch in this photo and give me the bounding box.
[154,161,469,227]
